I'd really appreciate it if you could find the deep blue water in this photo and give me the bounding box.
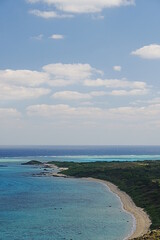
[1,145,160,158]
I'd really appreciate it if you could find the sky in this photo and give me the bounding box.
[1,0,160,145]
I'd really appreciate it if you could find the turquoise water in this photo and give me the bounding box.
[37,154,160,162]
[0,160,134,240]
[1,154,160,164]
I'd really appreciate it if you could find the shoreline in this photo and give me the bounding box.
[82,177,151,240]
[36,163,152,239]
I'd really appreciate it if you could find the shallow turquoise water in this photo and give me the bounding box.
[1,153,160,164]
[40,154,160,162]
[0,161,133,240]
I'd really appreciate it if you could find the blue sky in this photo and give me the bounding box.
[1,0,160,145]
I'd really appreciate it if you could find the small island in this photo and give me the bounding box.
[22,160,43,165]
[25,160,160,240]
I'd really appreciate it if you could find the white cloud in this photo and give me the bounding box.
[44,63,102,86]
[84,78,147,89]
[0,63,102,89]
[28,0,135,14]
[113,65,121,71]
[0,63,149,102]
[3,65,145,92]
[29,9,73,19]
[110,89,149,96]
[0,108,21,119]
[0,83,50,100]
[52,90,106,100]
[43,63,102,79]
[0,69,49,87]
[0,69,50,100]
[26,102,160,124]
[131,44,160,59]
[50,34,64,39]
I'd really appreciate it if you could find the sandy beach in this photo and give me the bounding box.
[84,177,151,240]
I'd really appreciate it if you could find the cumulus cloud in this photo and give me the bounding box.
[0,69,49,87]
[27,0,135,14]
[29,9,73,18]
[52,91,106,100]
[0,63,149,102]
[0,83,50,100]
[0,63,102,90]
[113,65,122,71]
[43,63,102,79]
[26,102,160,125]
[50,34,64,39]
[44,63,102,86]
[3,64,146,91]
[84,78,147,89]
[131,44,160,59]
[0,69,51,100]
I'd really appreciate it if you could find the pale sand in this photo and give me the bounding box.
[83,177,151,240]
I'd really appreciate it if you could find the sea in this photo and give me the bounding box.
[1,145,160,240]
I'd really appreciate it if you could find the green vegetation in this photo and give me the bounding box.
[48,160,160,230]
[22,160,42,165]
[133,229,160,239]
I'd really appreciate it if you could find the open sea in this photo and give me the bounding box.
[1,145,160,240]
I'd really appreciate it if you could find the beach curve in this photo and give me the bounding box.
[83,177,151,240]
[40,164,152,239]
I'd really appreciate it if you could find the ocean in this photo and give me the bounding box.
[1,145,160,240]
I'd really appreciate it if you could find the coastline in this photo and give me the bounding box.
[36,163,152,239]
[82,177,151,240]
